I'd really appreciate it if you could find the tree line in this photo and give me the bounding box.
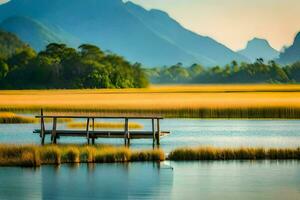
[0,43,148,89]
[147,59,300,84]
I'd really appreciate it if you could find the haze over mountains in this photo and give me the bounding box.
[0,0,299,67]
[0,0,250,67]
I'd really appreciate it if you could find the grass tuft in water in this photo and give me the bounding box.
[168,147,300,161]
[0,145,164,167]
[40,146,61,165]
[0,145,41,167]
[130,149,165,161]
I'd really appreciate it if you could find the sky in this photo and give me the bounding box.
[126,0,300,51]
[0,0,299,51]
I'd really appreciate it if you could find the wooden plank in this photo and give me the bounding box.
[51,117,57,144]
[34,130,170,136]
[35,115,163,120]
[34,129,170,139]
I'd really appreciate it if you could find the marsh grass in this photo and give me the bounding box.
[168,147,300,160]
[0,112,36,124]
[40,146,61,164]
[1,85,300,118]
[67,121,143,129]
[0,112,73,124]
[94,147,130,163]
[0,145,165,167]
[0,145,41,167]
[130,149,165,162]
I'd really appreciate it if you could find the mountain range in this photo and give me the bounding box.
[0,0,249,67]
[0,0,299,67]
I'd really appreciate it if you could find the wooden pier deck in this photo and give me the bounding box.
[34,110,170,146]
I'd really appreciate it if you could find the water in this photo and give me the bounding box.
[1,119,300,199]
[0,119,300,152]
[0,161,299,200]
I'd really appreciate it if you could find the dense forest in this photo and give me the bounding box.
[147,59,300,84]
[0,31,148,89]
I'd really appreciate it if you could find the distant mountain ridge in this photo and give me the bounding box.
[0,16,80,51]
[238,38,279,62]
[277,32,300,65]
[0,0,249,67]
[0,29,27,58]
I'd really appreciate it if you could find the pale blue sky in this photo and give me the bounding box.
[127,0,300,51]
[1,0,299,50]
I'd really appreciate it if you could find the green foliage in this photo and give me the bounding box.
[148,59,300,84]
[0,59,8,79]
[0,42,149,89]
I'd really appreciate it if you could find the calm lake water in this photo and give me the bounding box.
[0,161,299,200]
[1,118,300,199]
[0,119,300,152]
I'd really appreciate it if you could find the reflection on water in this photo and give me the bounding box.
[0,119,300,152]
[0,161,299,200]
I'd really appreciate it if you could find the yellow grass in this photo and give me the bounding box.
[67,121,143,129]
[0,84,300,118]
[0,144,165,167]
[168,146,300,160]
[0,112,73,124]
[0,112,36,123]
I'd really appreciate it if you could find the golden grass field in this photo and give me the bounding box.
[67,121,143,129]
[1,84,300,118]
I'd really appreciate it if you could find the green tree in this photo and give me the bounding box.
[0,59,8,79]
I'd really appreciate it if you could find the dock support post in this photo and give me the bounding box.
[124,118,129,146]
[40,109,46,145]
[92,118,95,145]
[156,119,160,146]
[152,119,155,147]
[51,117,57,144]
[86,118,90,145]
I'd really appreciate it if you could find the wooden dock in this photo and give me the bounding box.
[34,110,170,146]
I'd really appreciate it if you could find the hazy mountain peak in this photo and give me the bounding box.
[277,31,300,65]
[238,37,279,62]
[294,32,300,44]
[149,9,170,18]
[247,37,270,47]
